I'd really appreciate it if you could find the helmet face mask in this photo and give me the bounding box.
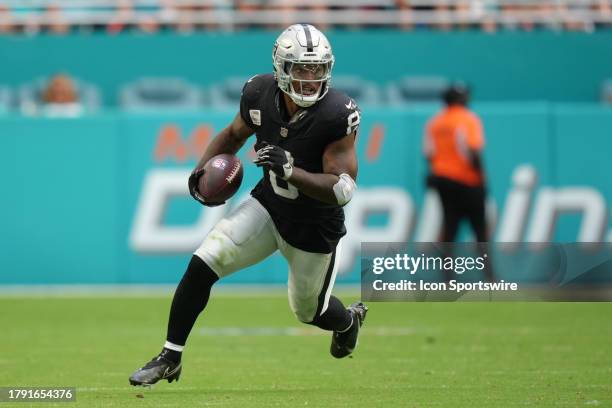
[286,61,332,101]
[272,24,334,108]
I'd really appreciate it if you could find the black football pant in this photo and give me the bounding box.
[430,176,487,242]
[430,176,494,282]
[166,255,351,347]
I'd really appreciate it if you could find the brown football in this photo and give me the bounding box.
[198,154,243,203]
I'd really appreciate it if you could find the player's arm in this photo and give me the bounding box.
[189,113,254,206]
[422,122,435,184]
[466,115,486,182]
[194,112,254,169]
[290,132,357,204]
[469,151,483,173]
[254,131,358,205]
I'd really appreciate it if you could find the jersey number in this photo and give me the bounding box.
[346,111,360,135]
[269,170,299,199]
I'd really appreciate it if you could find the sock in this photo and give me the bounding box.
[308,295,352,331]
[160,347,182,364]
[165,255,219,348]
[160,341,184,363]
[163,341,184,352]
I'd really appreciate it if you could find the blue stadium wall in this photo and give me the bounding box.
[0,31,612,102]
[0,104,610,284]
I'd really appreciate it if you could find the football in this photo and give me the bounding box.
[197,154,243,203]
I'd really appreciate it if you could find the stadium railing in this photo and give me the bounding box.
[207,76,249,109]
[120,77,206,111]
[386,76,450,106]
[332,75,383,106]
[0,0,610,32]
[4,71,612,113]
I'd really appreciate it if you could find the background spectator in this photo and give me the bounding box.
[39,73,84,117]
[42,73,79,104]
[0,4,14,34]
[423,84,488,243]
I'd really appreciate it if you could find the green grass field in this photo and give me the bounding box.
[1,293,611,407]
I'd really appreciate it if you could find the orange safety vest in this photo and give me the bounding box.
[423,105,485,187]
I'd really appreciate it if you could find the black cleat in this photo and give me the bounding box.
[330,302,368,359]
[129,352,182,386]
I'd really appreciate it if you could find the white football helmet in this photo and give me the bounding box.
[272,24,334,108]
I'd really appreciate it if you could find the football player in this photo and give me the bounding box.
[129,24,367,386]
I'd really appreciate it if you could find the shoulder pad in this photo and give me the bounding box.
[241,74,275,102]
[318,88,361,139]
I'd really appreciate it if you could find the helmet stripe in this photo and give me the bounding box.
[300,23,314,52]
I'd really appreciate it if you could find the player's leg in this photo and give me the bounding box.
[129,197,278,386]
[435,180,462,242]
[465,185,487,242]
[432,179,464,281]
[167,198,278,345]
[283,244,344,327]
[464,186,495,281]
[280,240,368,358]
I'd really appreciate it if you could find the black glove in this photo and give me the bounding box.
[188,167,224,207]
[253,143,293,180]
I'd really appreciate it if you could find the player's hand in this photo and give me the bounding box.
[188,167,225,207]
[253,143,293,180]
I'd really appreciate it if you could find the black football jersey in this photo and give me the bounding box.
[239,74,360,254]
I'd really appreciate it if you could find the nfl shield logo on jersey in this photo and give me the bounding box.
[280,127,288,138]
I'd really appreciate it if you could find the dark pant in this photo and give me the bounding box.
[429,176,487,242]
[429,176,494,282]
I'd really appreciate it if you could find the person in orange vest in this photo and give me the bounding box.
[423,84,488,243]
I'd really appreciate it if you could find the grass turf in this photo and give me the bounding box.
[1,294,611,407]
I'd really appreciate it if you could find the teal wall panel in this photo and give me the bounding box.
[0,117,121,283]
[1,103,611,284]
[1,32,611,103]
